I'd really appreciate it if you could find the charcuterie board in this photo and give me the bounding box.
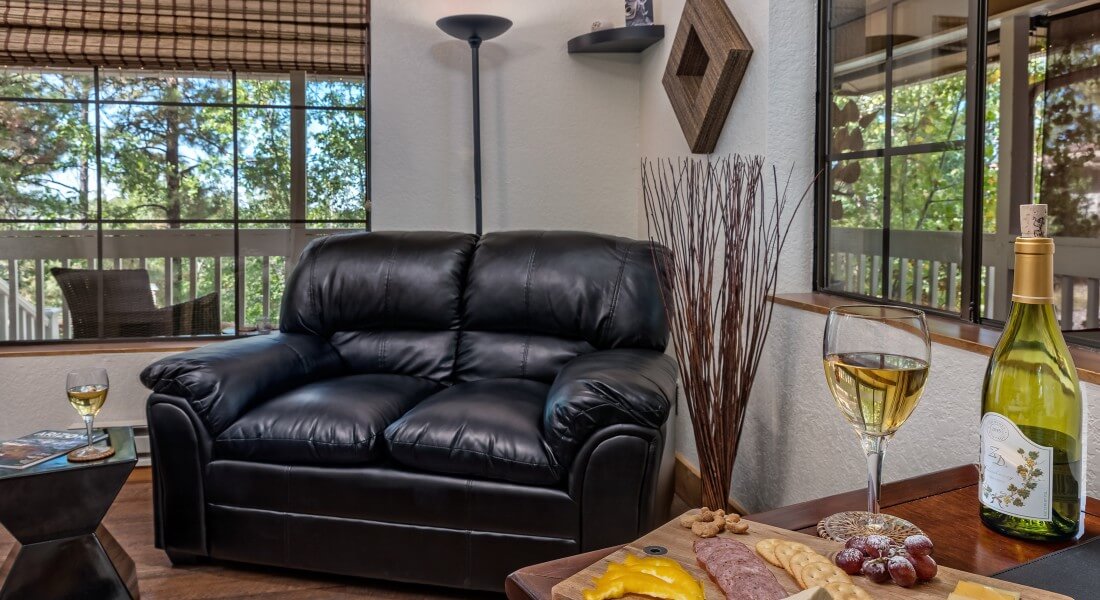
[551,511,1071,599]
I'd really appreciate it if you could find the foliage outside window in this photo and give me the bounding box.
[818,0,1100,344]
[0,68,368,342]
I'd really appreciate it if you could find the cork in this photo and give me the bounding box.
[1020,204,1048,238]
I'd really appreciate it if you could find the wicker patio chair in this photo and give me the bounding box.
[51,268,220,339]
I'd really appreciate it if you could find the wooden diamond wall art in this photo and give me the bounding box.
[662,0,753,153]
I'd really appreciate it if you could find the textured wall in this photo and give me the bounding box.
[0,352,177,440]
[637,0,817,294]
[371,0,644,236]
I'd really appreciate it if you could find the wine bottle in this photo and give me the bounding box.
[979,204,1085,541]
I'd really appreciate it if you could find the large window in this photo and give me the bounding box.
[817,0,1100,345]
[0,68,368,342]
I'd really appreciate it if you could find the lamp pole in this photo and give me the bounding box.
[437,14,512,235]
[470,36,483,234]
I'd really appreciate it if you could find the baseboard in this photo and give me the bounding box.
[673,452,749,516]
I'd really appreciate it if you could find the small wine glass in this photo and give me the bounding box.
[821,305,931,542]
[66,368,111,461]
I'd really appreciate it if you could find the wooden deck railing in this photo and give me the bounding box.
[4,226,1096,342]
[0,227,358,342]
[827,227,1100,329]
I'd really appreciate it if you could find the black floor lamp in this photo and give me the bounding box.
[437,14,512,235]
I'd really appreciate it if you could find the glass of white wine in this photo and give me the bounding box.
[66,367,111,461]
[821,305,931,541]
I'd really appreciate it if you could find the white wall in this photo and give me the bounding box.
[371,0,644,236]
[637,0,817,292]
[0,352,177,440]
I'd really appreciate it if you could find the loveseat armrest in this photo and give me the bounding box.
[140,332,343,435]
[543,349,677,468]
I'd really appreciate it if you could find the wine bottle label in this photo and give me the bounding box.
[980,413,1054,521]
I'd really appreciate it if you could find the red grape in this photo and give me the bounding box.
[835,548,865,575]
[844,536,870,554]
[865,535,893,558]
[904,534,934,557]
[887,556,918,587]
[861,559,890,584]
[910,554,938,581]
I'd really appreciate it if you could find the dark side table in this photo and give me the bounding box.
[0,427,138,600]
[505,465,1100,599]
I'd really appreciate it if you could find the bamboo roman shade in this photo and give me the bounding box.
[0,0,369,75]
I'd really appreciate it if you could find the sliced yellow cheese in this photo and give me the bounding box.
[783,586,832,600]
[953,580,1021,600]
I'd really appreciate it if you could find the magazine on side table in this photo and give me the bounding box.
[0,430,110,469]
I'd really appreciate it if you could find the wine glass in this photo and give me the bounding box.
[66,368,110,461]
[821,305,931,542]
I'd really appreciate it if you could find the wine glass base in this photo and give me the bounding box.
[817,511,924,544]
[67,445,115,463]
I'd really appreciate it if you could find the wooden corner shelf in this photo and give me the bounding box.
[567,25,665,54]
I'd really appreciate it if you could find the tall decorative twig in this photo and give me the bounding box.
[642,155,813,509]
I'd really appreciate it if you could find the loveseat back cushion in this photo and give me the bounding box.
[456,231,669,383]
[281,231,478,381]
[216,374,443,465]
[383,378,561,485]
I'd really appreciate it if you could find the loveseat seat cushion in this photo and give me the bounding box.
[383,378,561,485]
[216,374,442,465]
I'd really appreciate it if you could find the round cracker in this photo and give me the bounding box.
[775,542,814,570]
[824,581,873,600]
[789,552,831,588]
[754,538,784,567]
[801,562,852,589]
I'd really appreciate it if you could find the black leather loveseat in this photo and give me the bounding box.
[140,230,677,591]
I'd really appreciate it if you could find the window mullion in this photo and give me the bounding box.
[288,72,308,277]
[882,1,895,303]
[93,67,105,339]
[961,0,989,322]
[233,71,244,337]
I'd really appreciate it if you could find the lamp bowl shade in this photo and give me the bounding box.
[437,14,513,42]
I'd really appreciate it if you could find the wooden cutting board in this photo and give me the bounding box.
[551,511,1071,600]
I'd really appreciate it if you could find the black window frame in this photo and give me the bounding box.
[814,0,992,323]
[0,67,371,345]
[815,0,1100,350]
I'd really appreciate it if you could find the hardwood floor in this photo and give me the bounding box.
[0,471,501,599]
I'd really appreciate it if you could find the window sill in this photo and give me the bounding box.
[773,292,1100,386]
[0,338,222,358]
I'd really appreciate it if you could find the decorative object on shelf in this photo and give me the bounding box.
[626,0,655,26]
[662,0,753,153]
[436,14,513,235]
[567,25,665,54]
[642,155,813,510]
[591,19,615,31]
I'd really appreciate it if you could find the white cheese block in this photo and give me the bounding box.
[783,587,832,600]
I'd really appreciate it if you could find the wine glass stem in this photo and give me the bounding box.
[84,415,94,448]
[863,435,886,517]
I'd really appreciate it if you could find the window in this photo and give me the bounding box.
[0,68,368,342]
[816,0,1100,346]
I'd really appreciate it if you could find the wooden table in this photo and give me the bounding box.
[504,465,1100,600]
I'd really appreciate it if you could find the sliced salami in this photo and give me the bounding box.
[694,538,788,600]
